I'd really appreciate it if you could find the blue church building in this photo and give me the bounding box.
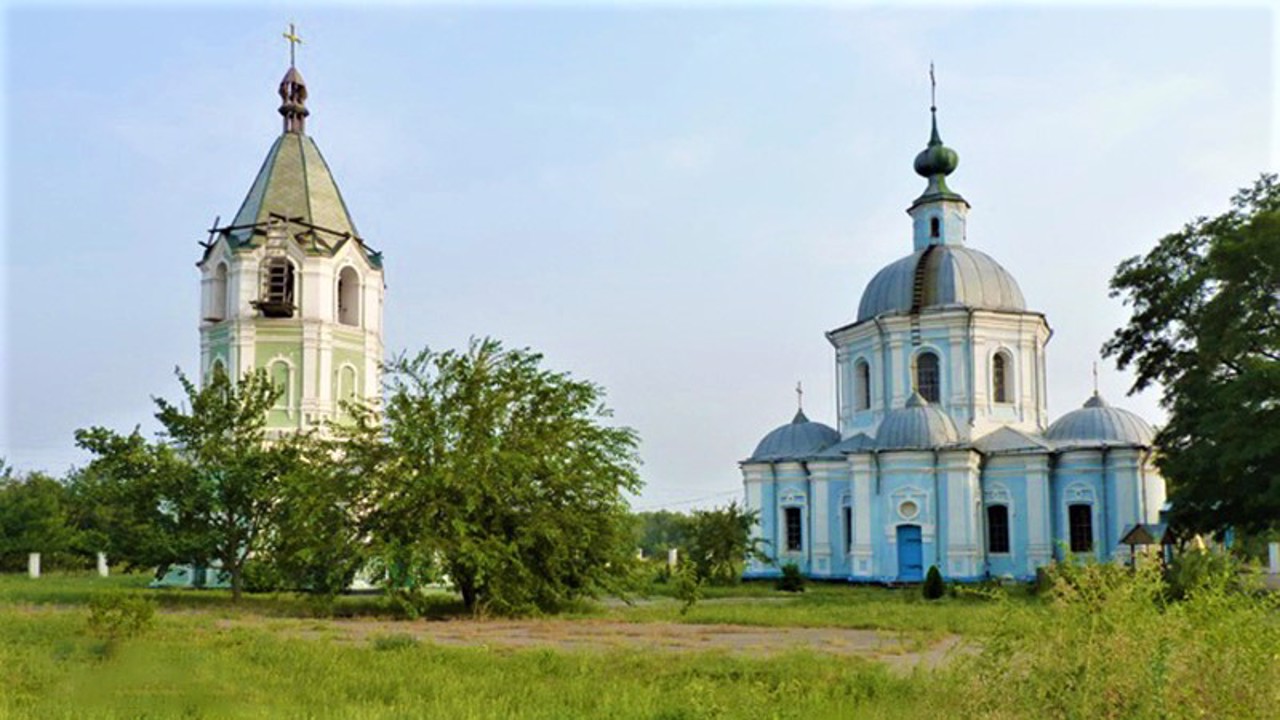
[741,107,1166,583]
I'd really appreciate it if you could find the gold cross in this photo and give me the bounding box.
[283,23,303,67]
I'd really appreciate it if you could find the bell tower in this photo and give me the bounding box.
[196,28,385,432]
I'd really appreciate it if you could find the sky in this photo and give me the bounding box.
[1,3,1274,511]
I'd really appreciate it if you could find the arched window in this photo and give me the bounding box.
[269,360,292,411]
[986,505,1010,554]
[208,358,228,385]
[207,263,228,322]
[993,351,1010,403]
[842,502,854,554]
[337,266,360,326]
[854,360,871,411]
[930,216,941,238]
[259,258,295,318]
[784,507,803,552]
[1068,504,1093,553]
[914,351,940,404]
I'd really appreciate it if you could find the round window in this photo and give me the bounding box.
[898,500,920,519]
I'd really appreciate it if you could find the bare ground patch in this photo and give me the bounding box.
[221,615,966,672]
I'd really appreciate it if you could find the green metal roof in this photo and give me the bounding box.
[229,132,359,244]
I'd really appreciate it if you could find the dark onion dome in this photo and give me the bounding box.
[857,245,1026,322]
[1046,393,1156,448]
[748,410,840,462]
[875,393,959,450]
[910,109,964,208]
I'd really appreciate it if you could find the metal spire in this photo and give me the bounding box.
[1092,362,1099,396]
[930,61,937,112]
[283,23,303,68]
[795,381,804,412]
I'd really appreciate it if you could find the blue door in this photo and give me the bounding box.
[897,525,924,582]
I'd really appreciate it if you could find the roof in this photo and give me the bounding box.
[747,410,840,462]
[973,426,1054,454]
[857,245,1026,322]
[1046,393,1156,448]
[813,433,877,459]
[875,393,959,450]
[227,132,360,245]
[1118,523,1174,546]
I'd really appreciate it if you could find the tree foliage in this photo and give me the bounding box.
[1104,174,1280,534]
[352,338,642,614]
[0,465,78,571]
[683,501,764,585]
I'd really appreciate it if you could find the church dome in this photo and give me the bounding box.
[1046,393,1155,448]
[875,393,959,450]
[748,410,840,462]
[857,245,1026,322]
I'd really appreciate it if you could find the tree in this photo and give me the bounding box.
[77,366,288,599]
[1104,174,1280,535]
[682,501,765,585]
[632,510,693,559]
[69,428,191,571]
[353,338,642,614]
[0,467,78,571]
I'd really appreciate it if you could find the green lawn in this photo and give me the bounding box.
[2,571,1276,719]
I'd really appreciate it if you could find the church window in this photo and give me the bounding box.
[993,352,1010,403]
[269,360,291,411]
[930,216,940,238]
[915,351,940,404]
[207,262,228,322]
[1068,504,1093,553]
[259,258,296,318]
[843,505,853,554]
[337,266,360,326]
[784,507,802,552]
[987,504,1010,554]
[854,360,871,410]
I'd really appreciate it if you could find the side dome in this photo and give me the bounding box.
[857,245,1026,322]
[748,410,840,462]
[875,393,959,450]
[1046,393,1156,448]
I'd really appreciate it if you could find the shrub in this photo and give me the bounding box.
[775,563,805,593]
[87,593,155,642]
[922,566,944,600]
[1164,547,1246,601]
[370,633,419,651]
[672,563,703,614]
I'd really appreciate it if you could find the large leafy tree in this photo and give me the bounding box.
[78,366,287,599]
[354,338,642,614]
[0,464,78,571]
[1104,174,1280,535]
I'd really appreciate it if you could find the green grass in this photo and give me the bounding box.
[0,604,929,719]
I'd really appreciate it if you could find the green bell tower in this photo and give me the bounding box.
[197,34,385,432]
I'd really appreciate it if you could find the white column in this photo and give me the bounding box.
[97,552,109,578]
[28,553,40,579]
[667,548,679,570]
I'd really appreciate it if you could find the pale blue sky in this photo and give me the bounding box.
[2,4,1273,510]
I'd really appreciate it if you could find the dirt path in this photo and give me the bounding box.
[272,617,966,672]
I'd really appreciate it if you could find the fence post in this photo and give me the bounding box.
[97,552,109,578]
[28,553,40,579]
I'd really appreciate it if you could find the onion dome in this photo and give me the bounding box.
[875,393,959,450]
[910,107,964,209]
[748,409,840,462]
[857,245,1026,321]
[1046,393,1156,448]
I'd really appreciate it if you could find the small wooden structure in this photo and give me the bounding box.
[1118,523,1177,566]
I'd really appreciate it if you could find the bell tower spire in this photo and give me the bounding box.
[278,24,309,134]
[907,64,970,251]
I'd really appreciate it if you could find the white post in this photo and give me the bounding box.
[97,552,109,578]
[1268,542,1279,576]
[667,547,679,570]
[27,553,40,579]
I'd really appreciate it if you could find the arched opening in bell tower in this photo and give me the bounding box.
[337,266,360,326]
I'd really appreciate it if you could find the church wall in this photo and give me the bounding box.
[808,461,851,578]
[773,463,811,574]
[874,452,940,582]
[981,453,1053,580]
[1052,450,1109,562]
[940,450,983,580]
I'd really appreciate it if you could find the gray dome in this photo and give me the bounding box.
[749,410,840,462]
[857,245,1026,322]
[875,393,959,450]
[1046,394,1155,448]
